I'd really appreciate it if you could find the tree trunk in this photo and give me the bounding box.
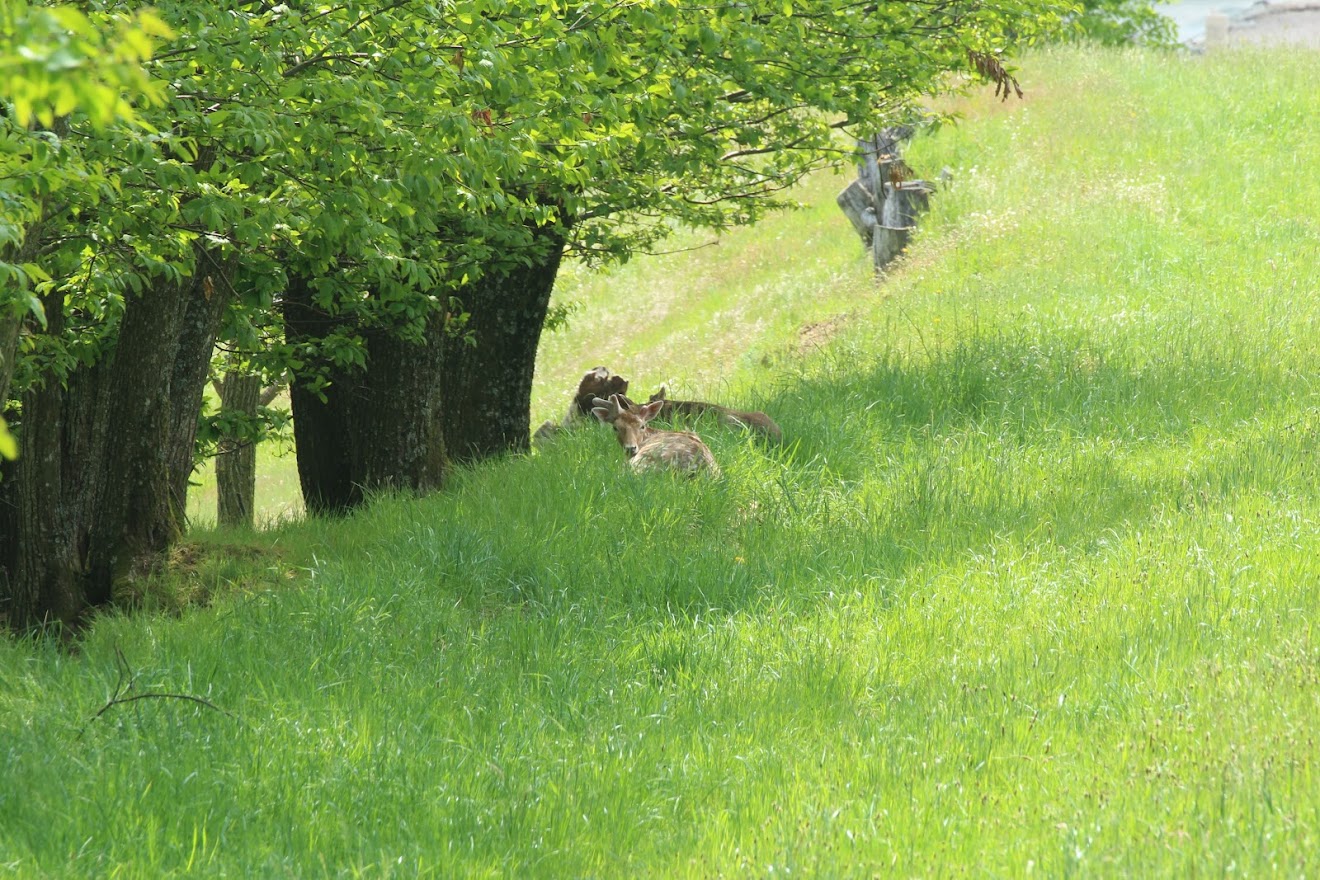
[0,246,231,631]
[216,370,262,528]
[350,317,448,499]
[282,275,360,515]
[283,275,448,517]
[167,270,234,526]
[441,223,567,464]
[281,218,565,517]
[0,310,20,416]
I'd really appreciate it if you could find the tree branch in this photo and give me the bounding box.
[78,647,237,740]
[259,381,286,407]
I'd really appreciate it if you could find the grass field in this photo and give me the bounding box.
[5,46,1320,876]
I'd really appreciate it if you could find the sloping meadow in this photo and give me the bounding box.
[3,47,1318,876]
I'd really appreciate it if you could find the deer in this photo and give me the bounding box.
[590,393,721,477]
[645,385,782,442]
[533,366,631,442]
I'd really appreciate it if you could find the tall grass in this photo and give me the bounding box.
[4,46,1319,877]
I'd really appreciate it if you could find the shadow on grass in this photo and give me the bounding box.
[735,327,1311,588]
[231,326,1314,628]
[770,326,1296,458]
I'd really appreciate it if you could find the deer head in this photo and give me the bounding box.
[591,393,663,459]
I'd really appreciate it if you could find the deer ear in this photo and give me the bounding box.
[640,400,665,422]
[591,405,611,423]
[649,385,667,402]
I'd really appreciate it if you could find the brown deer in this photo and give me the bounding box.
[646,386,782,442]
[591,393,721,477]
[534,366,630,442]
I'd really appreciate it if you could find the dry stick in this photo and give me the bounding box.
[78,647,236,739]
[87,691,236,723]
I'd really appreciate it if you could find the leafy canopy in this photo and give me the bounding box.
[4,0,1068,457]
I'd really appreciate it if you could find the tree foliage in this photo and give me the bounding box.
[1068,0,1177,46]
[1,2,173,459]
[8,0,1069,394]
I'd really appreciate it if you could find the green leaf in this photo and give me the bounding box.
[0,417,16,461]
[135,11,177,39]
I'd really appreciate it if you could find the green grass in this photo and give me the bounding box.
[5,45,1320,876]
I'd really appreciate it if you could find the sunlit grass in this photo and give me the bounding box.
[535,169,872,416]
[4,46,1320,877]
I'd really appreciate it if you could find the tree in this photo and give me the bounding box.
[1,0,508,627]
[277,1,1070,512]
[0,2,171,460]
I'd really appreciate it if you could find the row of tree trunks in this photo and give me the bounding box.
[0,244,232,630]
[2,216,565,627]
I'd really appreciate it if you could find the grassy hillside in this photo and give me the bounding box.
[5,46,1319,877]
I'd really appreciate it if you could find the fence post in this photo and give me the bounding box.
[836,126,934,271]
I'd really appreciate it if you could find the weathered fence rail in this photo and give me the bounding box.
[836,126,936,272]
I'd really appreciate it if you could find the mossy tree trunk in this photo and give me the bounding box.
[0,246,231,631]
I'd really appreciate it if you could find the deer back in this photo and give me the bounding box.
[633,428,721,477]
[648,388,782,442]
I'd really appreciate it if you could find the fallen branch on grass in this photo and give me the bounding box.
[78,646,236,739]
